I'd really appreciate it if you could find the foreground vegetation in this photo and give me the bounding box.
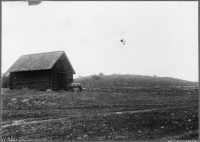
[1,88,198,140]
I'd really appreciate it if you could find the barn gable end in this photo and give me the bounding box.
[51,52,75,90]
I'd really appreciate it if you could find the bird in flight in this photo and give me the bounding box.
[121,39,126,45]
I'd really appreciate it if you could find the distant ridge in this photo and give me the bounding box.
[74,74,198,88]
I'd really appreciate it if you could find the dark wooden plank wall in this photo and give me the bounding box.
[51,54,73,90]
[10,70,50,91]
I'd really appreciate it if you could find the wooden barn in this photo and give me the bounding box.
[6,51,76,91]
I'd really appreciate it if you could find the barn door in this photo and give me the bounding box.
[57,73,67,90]
[66,74,72,86]
[62,74,67,90]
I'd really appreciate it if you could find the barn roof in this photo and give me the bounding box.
[6,51,75,74]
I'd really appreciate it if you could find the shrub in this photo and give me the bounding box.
[2,73,10,88]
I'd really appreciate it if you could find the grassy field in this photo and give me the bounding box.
[1,88,199,141]
[75,74,198,88]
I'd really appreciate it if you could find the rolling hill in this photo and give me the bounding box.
[74,74,198,88]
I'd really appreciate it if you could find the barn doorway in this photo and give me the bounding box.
[57,73,67,90]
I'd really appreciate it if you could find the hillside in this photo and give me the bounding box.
[74,74,198,88]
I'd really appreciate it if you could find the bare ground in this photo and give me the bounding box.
[1,89,198,141]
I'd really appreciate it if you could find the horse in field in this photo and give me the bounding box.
[67,83,82,93]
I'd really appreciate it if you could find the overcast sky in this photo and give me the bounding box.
[2,1,198,81]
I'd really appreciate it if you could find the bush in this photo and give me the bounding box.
[2,73,10,88]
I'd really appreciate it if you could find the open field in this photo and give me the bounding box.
[84,86,198,94]
[74,74,198,88]
[1,88,199,141]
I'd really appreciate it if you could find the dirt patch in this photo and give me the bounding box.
[2,90,198,140]
[2,108,157,129]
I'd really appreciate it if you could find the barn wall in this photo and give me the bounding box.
[51,54,73,90]
[10,70,50,91]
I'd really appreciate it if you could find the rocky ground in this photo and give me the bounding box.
[1,89,198,141]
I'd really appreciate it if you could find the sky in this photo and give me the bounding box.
[2,1,198,82]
